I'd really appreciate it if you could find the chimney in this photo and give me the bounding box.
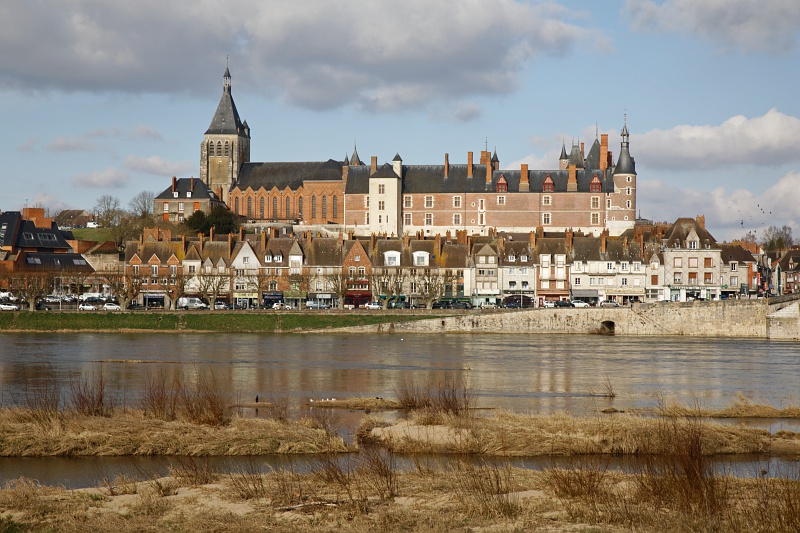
[445,229,451,242]
[181,234,186,250]
[580,142,585,159]
[435,234,441,256]
[623,235,628,247]
[198,232,204,250]
[444,153,449,179]
[209,226,215,241]
[519,163,529,192]
[696,215,706,229]
[607,151,613,168]
[190,177,195,192]
[370,156,377,176]
[601,229,608,253]
[566,229,573,251]
[171,176,177,193]
[486,157,492,186]
[600,134,609,171]
[403,232,410,247]
[228,232,234,256]
[638,233,644,256]
[529,231,536,248]
[467,151,474,178]
[567,164,577,191]
[260,230,266,250]
[239,226,245,241]
[370,233,376,251]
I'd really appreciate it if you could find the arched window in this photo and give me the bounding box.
[298,197,304,218]
[247,197,252,218]
[272,197,278,220]
[216,141,222,156]
[332,196,338,219]
[322,196,327,219]
[311,196,317,219]
[260,197,265,219]
[224,141,229,156]
[285,197,291,218]
[208,141,214,155]
[234,197,239,214]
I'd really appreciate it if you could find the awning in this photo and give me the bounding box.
[571,289,599,298]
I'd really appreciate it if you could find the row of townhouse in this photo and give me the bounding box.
[122,216,759,309]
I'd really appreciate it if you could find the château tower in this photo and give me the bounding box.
[199,68,250,204]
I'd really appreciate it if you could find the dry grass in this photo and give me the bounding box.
[394,371,475,417]
[0,409,352,456]
[659,392,800,419]
[306,397,402,410]
[361,410,774,456]
[5,460,799,533]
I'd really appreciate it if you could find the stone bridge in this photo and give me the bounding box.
[350,294,800,339]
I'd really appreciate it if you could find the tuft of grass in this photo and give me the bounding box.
[227,459,268,500]
[450,458,520,519]
[68,368,114,417]
[394,371,475,419]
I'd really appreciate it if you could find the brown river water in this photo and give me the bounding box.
[1,332,798,487]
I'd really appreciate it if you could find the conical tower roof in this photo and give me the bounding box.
[205,68,246,136]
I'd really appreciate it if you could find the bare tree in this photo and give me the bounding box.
[9,271,53,310]
[197,271,230,308]
[93,195,123,228]
[128,190,155,220]
[413,269,447,309]
[101,269,141,311]
[371,268,408,309]
[760,225,794,251]
[325,271,350,309]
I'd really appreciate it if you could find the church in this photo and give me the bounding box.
[200,69,637,237]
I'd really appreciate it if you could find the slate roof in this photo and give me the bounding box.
[0,212,73,252]
[719,244,756,265]
[125,241,185,264]
[304,238,343,267]
[344,162,615,194]
[663,218,719,248]
[155,178,221,200]
[205,69,248,137]
[236,160,344,192]
[22,253,93,272]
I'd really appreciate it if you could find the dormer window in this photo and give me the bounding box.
[274,254,282,262]
[521,255,528,262]
[413,251,429,266]
[543,175,554,193]
[508,254,516,262]
[385,251,400,266]
[264,255,272,263]
[187,191,192,198]
[173,192,178,198]
[590,175,602,193]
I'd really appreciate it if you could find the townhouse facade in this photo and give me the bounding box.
[155,177,226,223]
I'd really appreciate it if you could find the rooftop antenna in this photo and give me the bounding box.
[596,123,599,139]
[485,137,488,152]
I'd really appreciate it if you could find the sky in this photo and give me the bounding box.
[1,0,798,243]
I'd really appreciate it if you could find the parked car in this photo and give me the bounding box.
[431,301,452,309]
[305,301,331,309]
[272,302,292,310]
[0,302,19,311]
[78,303,97,311]
[452,301,472,310]
[127,301,144,310]
[103,302,121,311]
[599,300,620,308]
[570,300,590,308]
[554,300,574,308]
[480,303,497,309]
[35,302,52,311]
[504,301,522,309]
[542,300,556,308]
[214,301,230,310]
[364,302,382,310]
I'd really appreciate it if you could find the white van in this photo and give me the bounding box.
[177,297,209,310]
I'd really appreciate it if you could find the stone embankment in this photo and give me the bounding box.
[342,296,800,339]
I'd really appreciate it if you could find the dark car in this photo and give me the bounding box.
[35,302,52,311]
[127,301,144,310]
[503,301,521,309]
[432,301,452,309]
[554,300,574,308]
[452,301,472,310]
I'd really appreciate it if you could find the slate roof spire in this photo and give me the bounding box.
[205,67,246,136]
[349,144,363,165]
[614,113,636,175]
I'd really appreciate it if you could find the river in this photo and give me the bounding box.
[1,332,798,487]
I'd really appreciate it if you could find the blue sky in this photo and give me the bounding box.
[1,0,798,242]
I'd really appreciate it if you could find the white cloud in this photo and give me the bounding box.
[17,137,39,152]
[46,136,98,152]
[634,109,800,170]
[626,0,800,54]
[130,125,163,140]
[123,155,196,176]
[0,0,605,111]
[640,170,800,241]
[72,168,129,188]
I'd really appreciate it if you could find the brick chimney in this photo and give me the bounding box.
[209,226,215,241]
[370,233,376,251]
[342,165,349,184]
[228,232,234,255]
[171,176,177,193]
[190,177,195,192]
[198,232,204,250]
[444,153,449,179]
[485,158,492,186]
[567,164,577,191]
[370,156,377,176]
[435,233,441,256]
[580,142,585,159]
[403,232,410,247]
[601,229,608,253]
[696,215,706,229]
[519,163,529,192]
[529,231,536,249]
[566,229,573,251]
[600,134,609,171]
[180,234,186,250]
[239,226,245,241]
[467,151,473,178]
[260,230,266,250]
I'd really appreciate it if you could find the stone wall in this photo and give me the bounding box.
[352,298,800,339]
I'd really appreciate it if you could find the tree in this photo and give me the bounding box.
[9,271,53,310]
[370,268,408,309]
[325,271,350,309]
[413,269,447,309]
[128,190,155,220]
[206,205,240,235]
[184,210,208,234]
[100,268,141,311]
[93,195,123,227]
[760,225,794,251]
